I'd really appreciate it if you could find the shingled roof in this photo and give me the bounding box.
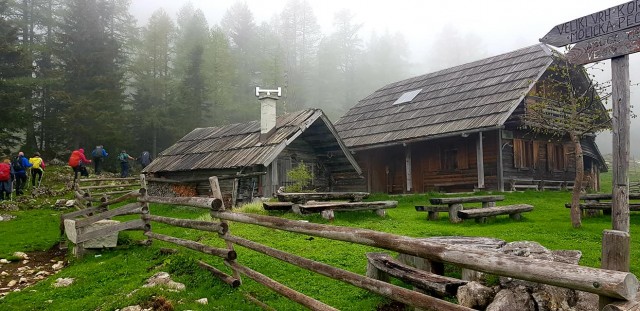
[335,44,555,150]
[144,109,361,174]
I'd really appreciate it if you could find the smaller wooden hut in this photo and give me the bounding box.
[143,104,362,206]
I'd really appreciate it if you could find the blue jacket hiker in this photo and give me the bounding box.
[13,151,32,195]
[91,145,108,175]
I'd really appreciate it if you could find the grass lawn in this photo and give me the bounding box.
[0,168,638,310]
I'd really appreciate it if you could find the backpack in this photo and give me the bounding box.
[68,152,81,167]
[0,163,10,181]
[118,153,127,162]
[92,146,104,158]
[12,156,23,172]
[140,151,151,165]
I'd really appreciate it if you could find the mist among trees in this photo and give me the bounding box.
[0,0,487,160]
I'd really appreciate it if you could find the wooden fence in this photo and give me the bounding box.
[60,176,639,310]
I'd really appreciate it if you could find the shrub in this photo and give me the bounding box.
[285,161,312,192]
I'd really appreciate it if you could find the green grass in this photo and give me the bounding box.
[0,168,638,310]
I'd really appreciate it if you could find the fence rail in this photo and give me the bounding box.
[60,175,640,310]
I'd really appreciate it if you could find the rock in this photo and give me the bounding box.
[551,250,582,265]
[486,287,535,311]
[22,260,29,265]
[574,291,599,311]
[0,259,9,264]
[53,278,74,288]
[55,199,67,207]
[52,261,65,270]
[0,271,7,276]
[457,281,495,309]
[65,219,120,248]
[12,252,28,260]
[120,306,143,311]
[18,277,28,284]
[143,272,185,291]
[195,298,208,305]
[65,200,75,207]
[6,280,17,287]
[35,271,50,277]
[500,241,554,261]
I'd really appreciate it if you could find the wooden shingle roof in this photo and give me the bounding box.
[144,109,361,174]
[335,44,555,149]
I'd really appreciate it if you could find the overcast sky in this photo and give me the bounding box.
[129,0,640,156]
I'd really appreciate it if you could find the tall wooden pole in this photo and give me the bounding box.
[610,55,631,234]
[601,55,632,308]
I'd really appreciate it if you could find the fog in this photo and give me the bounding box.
[129,0,640,156]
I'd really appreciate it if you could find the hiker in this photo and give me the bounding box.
[117,150,135,178]
[68,148,91,183]
[139,150,152,169]
[28,152,45,187]
[91,145,108,175]
[0,158,13,200]
[13,151,32,195]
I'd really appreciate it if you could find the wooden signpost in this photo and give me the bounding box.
[541,2,636,308]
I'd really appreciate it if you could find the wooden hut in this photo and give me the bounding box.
[335,44,607,193]
[143,106,362,206]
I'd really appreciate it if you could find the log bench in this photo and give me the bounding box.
[425,195,505,223]
[509,179,541,191]
[263,201,295,211]
[565,193,640,216]
[366,252,467,297]
[276,191,369,204]
[293,201,397,219]
[457,204,534,223]
[415,205,449,221]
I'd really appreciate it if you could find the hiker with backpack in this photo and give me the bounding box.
[139,150,152,169]
[91,145,108,174]
[28,152,45,188]
[118,150,135,178]
[13,151,32,195]
[68,148,91,183]
[0,158,14,200]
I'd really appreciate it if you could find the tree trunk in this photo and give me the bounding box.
[570,132,583,228]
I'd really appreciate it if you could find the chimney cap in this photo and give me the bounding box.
[256,87,281,97]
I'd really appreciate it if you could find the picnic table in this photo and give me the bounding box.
[417,195,505,223]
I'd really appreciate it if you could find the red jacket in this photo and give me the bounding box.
[68,149,91,167]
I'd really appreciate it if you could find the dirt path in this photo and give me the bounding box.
[0,246,67,297]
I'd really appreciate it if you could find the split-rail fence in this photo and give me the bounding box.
[60,176,639,311]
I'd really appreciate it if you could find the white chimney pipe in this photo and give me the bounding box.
[256,87,281,143]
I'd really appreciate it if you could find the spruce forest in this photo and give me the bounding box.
[0,0,414,161]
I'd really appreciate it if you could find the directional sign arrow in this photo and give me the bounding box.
[540,1,640,47]
[566,25,640,64]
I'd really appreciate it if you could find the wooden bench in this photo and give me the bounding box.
[426,195,505,223]
[565,193,640,216]
[509,179,541,191]
[276,191,369,204]
[457,204,534,223]
[366,252,467,297]
[293,201,397,219]
[541,180,564,191]
[415,205,449,221]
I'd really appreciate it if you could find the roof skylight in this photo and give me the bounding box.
[392,89,422,105]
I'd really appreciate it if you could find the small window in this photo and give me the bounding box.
[392,89,422,105]
[547,143,567,171]
[513,139,534,169]
[441,147,458,171]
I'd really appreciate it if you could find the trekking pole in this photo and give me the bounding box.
[38,169,44,188]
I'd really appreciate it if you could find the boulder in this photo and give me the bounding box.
[457,281,495,309]
[196,298,208,305]
[486,287,535,311]
[531,284,576,311]
[65,219,120,248]
[143,272,185,291]
[53,278,74,288]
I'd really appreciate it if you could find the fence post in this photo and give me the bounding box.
[599,230,631,309]
[209,176,242,285]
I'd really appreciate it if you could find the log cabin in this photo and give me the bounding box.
[334,44,607,193]
[143,94,362,206]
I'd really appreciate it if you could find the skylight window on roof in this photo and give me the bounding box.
[392,89,422,105]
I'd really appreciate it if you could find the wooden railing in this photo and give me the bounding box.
[60,176,640,310]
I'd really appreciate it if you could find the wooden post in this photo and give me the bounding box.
[449,204,463,223]
[476,132,485,189]
[599,230,631,308]
[610,55,631,234]
[209,176,241,284]
[405,144,412,192]
[497,130,504,192]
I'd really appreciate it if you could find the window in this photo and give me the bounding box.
[392,89,422,105]
[441,147,458,171]
[547,143,567,171]
[513,139,536,169]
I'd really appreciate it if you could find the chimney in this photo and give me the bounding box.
[256,87,281,143]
